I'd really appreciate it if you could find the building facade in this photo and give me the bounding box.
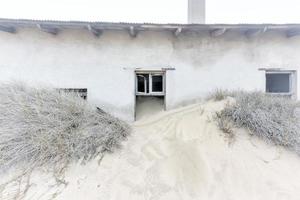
[0,19,299,121]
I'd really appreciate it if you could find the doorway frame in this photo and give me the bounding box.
[134,69,166,120]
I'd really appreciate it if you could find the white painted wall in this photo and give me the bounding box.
[0,28,299,121]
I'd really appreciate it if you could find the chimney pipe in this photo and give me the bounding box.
[188,0,205,24]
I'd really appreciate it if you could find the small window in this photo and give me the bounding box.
[58,88,87,100]
[136,72,164,96]
[266,73,290,93]
[265,70,296,97]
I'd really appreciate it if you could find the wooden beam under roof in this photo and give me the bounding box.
[245,27,267,38]
[37,24,60,35]
[209,28,227,37]
[0,25,16,33]
[286,28,300,38]
[87,25,102,37]
[129,26,138,38]
[173,27,182,37]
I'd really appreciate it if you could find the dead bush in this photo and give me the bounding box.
[207,89,237,101]
[218,91,300,154]
[0,83,131,173]
[214,111,235,145]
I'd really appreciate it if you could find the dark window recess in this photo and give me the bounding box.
[137,76,145,93]
[59,88,87,99]
[152,75,163,92]
[266,74,290,93]
[137,74,149,93]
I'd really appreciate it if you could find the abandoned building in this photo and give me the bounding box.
[0,0,299,121]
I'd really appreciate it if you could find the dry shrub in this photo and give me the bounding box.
[207,89,236,101]
[0,83,130,173]
[214,111,235,145]
[218,91,300,154]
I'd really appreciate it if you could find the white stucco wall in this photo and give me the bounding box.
[0,28,299,121]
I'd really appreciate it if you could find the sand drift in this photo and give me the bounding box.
[2,98,300,200]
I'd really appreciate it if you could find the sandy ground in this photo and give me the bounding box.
[2,98,300,200]
[135,96,165,120]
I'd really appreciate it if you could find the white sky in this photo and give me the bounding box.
[0,0,299,23]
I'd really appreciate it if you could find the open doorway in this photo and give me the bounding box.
[135,71,165,120]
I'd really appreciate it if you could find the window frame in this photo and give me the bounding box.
[136,74,148,93]
[135,72,165,96]
[58,88,88,100]
[265,70,297,98]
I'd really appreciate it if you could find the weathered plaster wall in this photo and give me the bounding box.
[0,28,299,121]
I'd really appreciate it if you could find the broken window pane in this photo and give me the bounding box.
[152,75,163,92]
[266,73,290,93]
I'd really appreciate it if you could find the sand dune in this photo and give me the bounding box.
[2,98,300,200]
